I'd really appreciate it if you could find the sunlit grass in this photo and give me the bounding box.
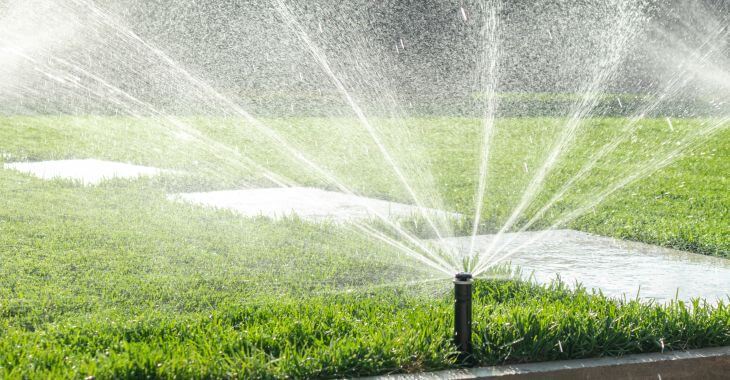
[1,115,725,255]
[1,279,727,378]
[0,116,728,378]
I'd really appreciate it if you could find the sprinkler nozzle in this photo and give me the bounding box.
[454,272,473,363]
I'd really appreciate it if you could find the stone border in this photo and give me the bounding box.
[364,346,730,379]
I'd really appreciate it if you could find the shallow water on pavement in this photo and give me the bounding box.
[439,230,730,304]
[4,159,163,185]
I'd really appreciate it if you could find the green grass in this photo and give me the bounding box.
[2,115,725,255]
[0,115,728,378]
[1,280,728,378]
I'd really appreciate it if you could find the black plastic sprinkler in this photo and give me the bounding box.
[454,272,473,362]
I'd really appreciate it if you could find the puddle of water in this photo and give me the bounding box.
[439,230,730,304]
[169,187,459,222]
[3,159,163,185]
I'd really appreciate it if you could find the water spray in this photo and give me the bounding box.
[454,272,473,362]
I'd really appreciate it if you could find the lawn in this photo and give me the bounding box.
[0,115,728,378]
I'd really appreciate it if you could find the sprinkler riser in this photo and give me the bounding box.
[454,273,473,362]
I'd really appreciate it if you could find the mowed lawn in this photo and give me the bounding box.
[0,116,728,378]
[2,115,726,255]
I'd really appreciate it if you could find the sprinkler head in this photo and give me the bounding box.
[453,272,474,363]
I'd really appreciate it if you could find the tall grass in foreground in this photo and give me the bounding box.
[1,279,728,379]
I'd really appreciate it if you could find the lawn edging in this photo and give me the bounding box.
[364,346,730,379]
